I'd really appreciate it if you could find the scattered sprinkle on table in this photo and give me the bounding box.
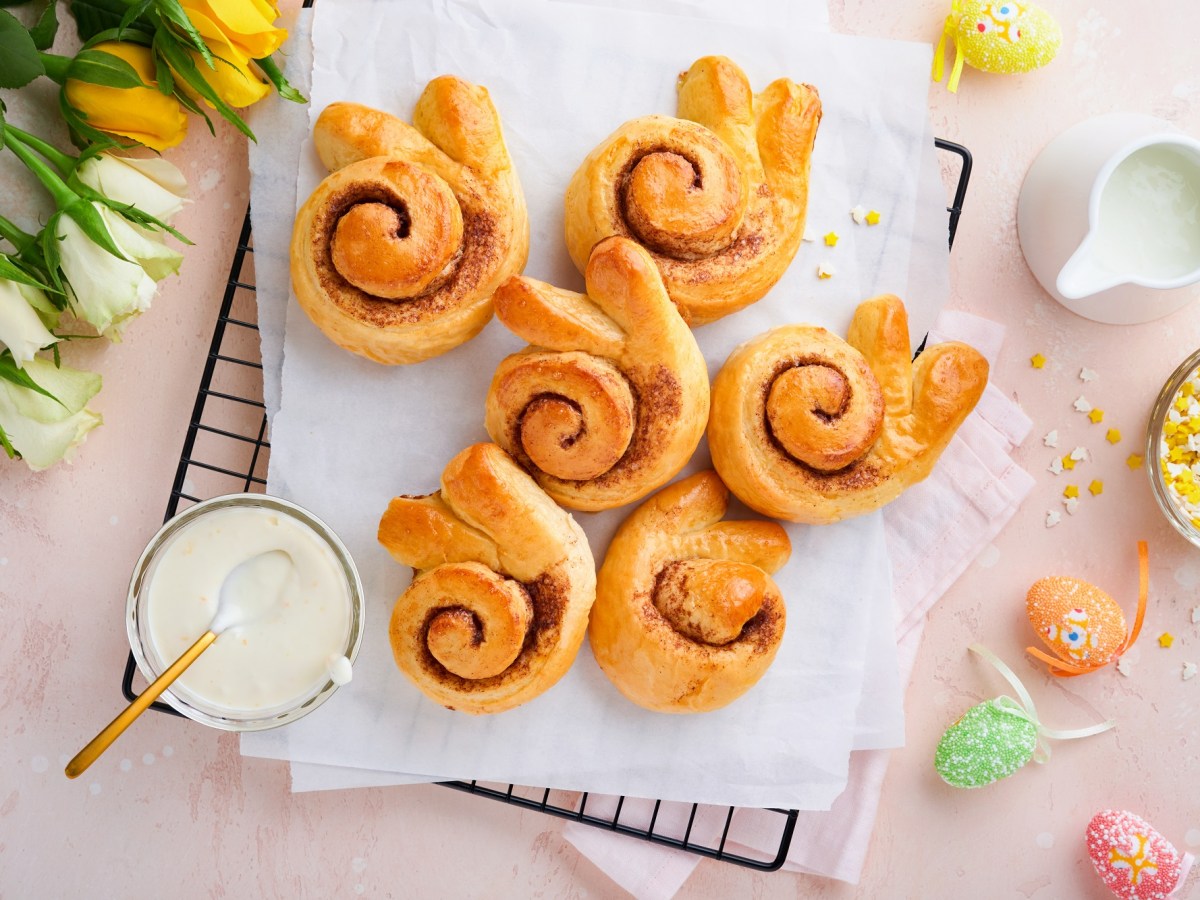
[1074,396,1093,413]
[1159,632,1175,648]
[1116,657,1134,677]
[1071,447,1089,461]
[1048,457,1064,475]
[1088,408,1105,424]
[817,262,835,279]
[1183,662,1197,681]
[1191,606,1200,624]
[1127,454,1144,470]
[1031,353,1047,369]
[824,231,839,246]
[1061,455,1077,471]
[1080,367,1098,382]
[1064,497,1079,515]
[850,205,868,224]
[1043,429,1058,447]
[1064,484,1080,499]
[865,209,882,226]
[1045,510,1061,528]
[1106,428,1121,444]
[1089,479,1104,496]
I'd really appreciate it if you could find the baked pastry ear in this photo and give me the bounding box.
[485,236,709,512]
[589,471,791,713]
[708,294,989,524]
[291,77,528,364]
[378,443,595,714]
[564,56,821,325]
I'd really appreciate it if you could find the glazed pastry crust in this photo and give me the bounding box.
[378,443,595,714]
[564,56,821,325]
[589,471,791,713]
[485,236,709,512]
[708,295,989,524]
[291,78,529,364]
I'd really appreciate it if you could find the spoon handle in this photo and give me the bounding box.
[65,630,218,779]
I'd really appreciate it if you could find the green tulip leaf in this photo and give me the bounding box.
[67,47,147,89]
[0,8,45,88]
[29,0,57,50]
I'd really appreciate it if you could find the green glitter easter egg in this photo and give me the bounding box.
[935,698,1038,788]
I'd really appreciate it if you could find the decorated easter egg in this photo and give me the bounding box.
[1027,576,1128,669]
[935,697,1038,788]
[953,0,1061,75]
[1086,810,1193,900]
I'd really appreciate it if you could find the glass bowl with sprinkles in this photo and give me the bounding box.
[1149,348,1200,547]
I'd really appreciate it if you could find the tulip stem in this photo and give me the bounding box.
[38,52,72,86]
[3,126,77,176]
[1,132,79,212]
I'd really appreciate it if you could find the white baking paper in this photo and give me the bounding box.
[239,0,945,808]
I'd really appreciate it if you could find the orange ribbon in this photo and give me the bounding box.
[1025,541,1149,677]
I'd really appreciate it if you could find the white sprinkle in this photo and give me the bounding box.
[1043,430,1059,448]
[352,858,367,874]
[1074,396,1093,413]
[1035,832,1055,849]
[109,515,119,526]
[1048,457,1064,475]
[142,753,155,766]
[816,262,836,279]
[1080,368,1098,382]
[120,759,132,772]
[162,745,174,758]
[801,228,817,243]
[1064,497,1079,515]
[30,755,48,773]
[89,782,102,796]
[1184,662,1198,681]
[1191,606,1200,624]
[1116,657,1134,677]
[1045,511,1062,528]
[1071,446,1089,462]
[850,205,868,225]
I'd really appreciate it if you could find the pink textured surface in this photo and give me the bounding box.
[3,1,1200,896]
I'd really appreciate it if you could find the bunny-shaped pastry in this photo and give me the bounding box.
[589,471,791,713]
[378,443,595,714]
[564,56,821,325]
[485,236,709,512]
[708,295,989,524]
[291,77,529,364]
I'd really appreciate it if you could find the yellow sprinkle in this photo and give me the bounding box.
[1165,421,1178,436]
[1192,517,1200,529]
[1159,632,1174,648]
[1106,428,1121,444]
[1089,479,1104,496]
[1063,484,1080,499]
[1185,383,1196,397]
[1030,353,1046,369]
[1062,455,1077,470]
[865,209,882,226]
[1088,408,1104,424]
[824,232,839,247]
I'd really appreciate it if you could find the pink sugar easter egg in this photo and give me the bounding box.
[1027,576,1127,669]
[1086,810,1193,900]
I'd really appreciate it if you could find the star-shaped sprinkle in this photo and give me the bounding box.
[1159,632,1175,648]
[1045,510,1062,528]
[1074,396,1093,413]
[1043,429,1058,447]
[1089,479,1104,496]
[1127,454,1144,470]
[1106,429,1122,444]
[1184,662,1198,681]
[1064,497,1079,515]
[850,205,868,225]
[1088,409,1105,424]
[1048,457,1064,475]
[1031,353,1047,369]
[817,262,835,280]
[824,232,839,247]
[1064,484,1080,499]
[865,210,882,226]
[1116,657,1134,677]
[1071,447,1089,461]
[1062,455,1077,471]
[1080,368,1098,382]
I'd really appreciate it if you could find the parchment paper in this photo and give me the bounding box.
[241,0,943,808]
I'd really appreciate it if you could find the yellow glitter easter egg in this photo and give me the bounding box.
[1026,577,1127,670]
[934,0,1062,92]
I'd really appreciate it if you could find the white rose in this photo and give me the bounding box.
[0,356,102,471]
[58,203,183,338]
[75,154,189,224]
[0,278,57,367]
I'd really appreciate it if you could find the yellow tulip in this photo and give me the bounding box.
[179,0,286,61]
[64,42,188,152]
[178,8,272,108]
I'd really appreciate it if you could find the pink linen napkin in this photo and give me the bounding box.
[562,311,1036,896]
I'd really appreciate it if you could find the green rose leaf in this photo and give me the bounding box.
[0,349,62,405]
[152,0,212,66]
[29,0,58,50]
[0,8,46,88]
[255,54,306,104]
[68,0,142,41]
[67,47,147,89]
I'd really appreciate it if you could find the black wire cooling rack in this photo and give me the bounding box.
[121,139,971,872]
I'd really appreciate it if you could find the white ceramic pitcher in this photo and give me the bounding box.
[1018,113,1200,325]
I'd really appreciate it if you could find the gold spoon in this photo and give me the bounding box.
[65,550,294,779]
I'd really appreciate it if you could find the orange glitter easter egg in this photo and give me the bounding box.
[1026,577,1127,670]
